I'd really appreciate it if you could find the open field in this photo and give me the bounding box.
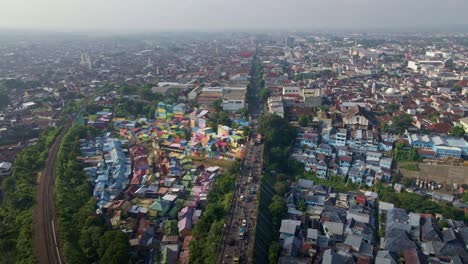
[188,156,235,169]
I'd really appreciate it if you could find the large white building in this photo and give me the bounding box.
[196,86,246,112]
[282,86,301,96]
[222,87,246,112]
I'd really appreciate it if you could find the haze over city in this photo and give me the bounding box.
[1,0,468,32]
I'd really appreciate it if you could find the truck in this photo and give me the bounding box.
[239,227,246,240]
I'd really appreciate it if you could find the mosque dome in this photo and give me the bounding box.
[385,88,396,94]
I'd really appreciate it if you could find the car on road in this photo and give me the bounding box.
[240,195,244,201]
[239,227,245,240]
[242,219,247,227]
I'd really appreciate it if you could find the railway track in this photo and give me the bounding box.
[34,121,71,264]
[34,98,90,264]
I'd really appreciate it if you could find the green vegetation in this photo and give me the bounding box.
[398,161,420,171]
[0,125,41,146]
[393,142,420,162]
[298,114,311,127]
[258,88,271,102]
[376,184,466,221]
[391,113,413,134]
[386,103,400,114]
[451,85,462,92]
[268,242,280,264]
[113,97,158,119]
[0,126,61,264]
[0,85,9,109]
[0,79,41,109]
[253,114,297,264]
[63,99,84,115]
[450,126,465,137]
[299,170,359,192]
[258,114,297,172]
[253,172,284,264]
[118,84,163,102]
[208,110,232,128]
[211,98,223,112]
[189,161,240,264]
[462,191,468,203]
[55,125,130,264]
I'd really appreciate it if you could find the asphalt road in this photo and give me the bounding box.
[218,134,264,264]
[218,51,265,263]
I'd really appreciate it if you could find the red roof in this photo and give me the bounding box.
[396,138,410,146]
[356,195,366,205]
[239,51,253,58]
[454,79,468,87]
[426,123,453,134]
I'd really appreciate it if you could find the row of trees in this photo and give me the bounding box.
[258,114,298,172]
[254,114,297,263]
[54,125,130,264]
[0,84,9,109]
[0,126,61,263]
[189,161,240,263]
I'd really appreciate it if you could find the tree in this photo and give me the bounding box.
[79,226,104,261]
[268,242,280,264]
[451,126,465,137]
[211,98,223,112]
[269,195,287,219]
[296,198,306,212]
[451,85,462,92]
[259,79,265,88]
[391,113,413,134]
[387,103,400,114]
[299,115,310,127]
[236,108,249,119]
[98,231,129,264]
[0,86,9,109]
[259,88,271,102]
[381,122,390,133]
[402,177,416,188]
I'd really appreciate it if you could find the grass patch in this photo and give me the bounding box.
[399,161,420,171]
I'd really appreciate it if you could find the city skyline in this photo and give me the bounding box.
[0,0,467,32]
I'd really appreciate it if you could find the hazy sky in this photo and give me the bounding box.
[0,0,467,31]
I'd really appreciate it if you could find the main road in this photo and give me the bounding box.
[217,48,264,263]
